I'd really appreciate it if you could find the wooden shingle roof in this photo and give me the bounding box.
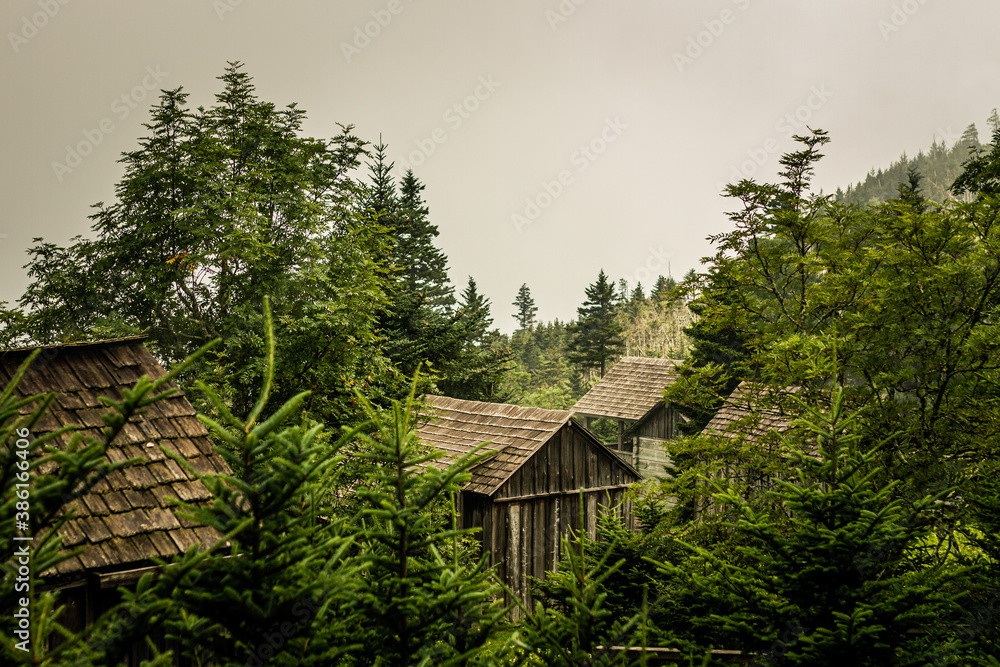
[0,337,229,579]
[702,382,796,444]
[417,396,573,496]
[572,357,680,422]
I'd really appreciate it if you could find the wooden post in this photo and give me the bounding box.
[617,419,623,450]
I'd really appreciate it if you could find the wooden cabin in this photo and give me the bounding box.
[417,395,641,616]
[571,356,682,478]
[701,381,795,446]
[697,381,797,517]
[0,336,229,661]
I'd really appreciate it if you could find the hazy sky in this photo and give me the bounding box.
[3,1,998,333]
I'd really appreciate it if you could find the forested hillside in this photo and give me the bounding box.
[837,109,998,205]
[2,64,998,665]
[504,276,695,411]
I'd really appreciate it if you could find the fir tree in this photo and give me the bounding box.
[5,63,394,429]
[437,277,514,402]
[626,282,646,318]
[661,389,971,665]
[456,277,492,345]
[74,313,511,665]
[143,309,363,665]
[664,269,751,434]
[394,169,454,311]
[350,378,506,664]
[617,278,630,305]
[961,122,981,153]
[953,116,1000,197]
[652,275,676,302]
[366,160,482,392]
[516,522,649,666]
[896,166,926,213]
[364,138,397,221]
[512,283,538,330]
[567,270,625,377]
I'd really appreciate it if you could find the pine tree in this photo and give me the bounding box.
[6,63,394,429]
[961,123,981,153]
[896,166,926,213]
[661,390,971,664]
[366,160,472,389]
[953,115,1000,197]
[350,381,507,664]
[617,278,630,305]
[395,170,454,311]
[567,270,625,377]
[627,282,646,317]
[438,277,514,402]
[512,284,538,330]
[652,275,676,302]
[456,277,492,345]
[516,521,649,665]
[364,138,398,227]
[76,312,511,665]
[664,269,751,435]
[137,309,363,665]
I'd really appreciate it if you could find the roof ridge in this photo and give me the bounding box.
[1,334,150,355]
[419,394,572,496]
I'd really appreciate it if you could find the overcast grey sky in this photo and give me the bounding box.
[2,0,998,333]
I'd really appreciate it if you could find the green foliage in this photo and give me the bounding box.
[629,283,645,312]
[4,63,395,429]
[531,508,663,629]
[652,275,677,301]
[14,310,521,666]
[505,278,693,411]
[641,129,1000,663]
[515,515,650,666]
[395,170,454,309]
[153,312,509,665]
[839,120,985,205]
[436,278,515,403]
[349,379,507,665]
[512,284,538,330]
[505,320,580,410]
[364,148,512,401]
[664,268,752,435]
[0,342,216,665]
[568,269,626,377]
[123,304,365,665]
[676,129,1000,496]
[954,112,1000,197]
[658,390,972,665]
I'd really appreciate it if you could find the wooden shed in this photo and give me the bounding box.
[701,381,795,446]
[571,357,682,478]
[697,381,798,517]
[0,336,229,657]
[417,395,641,616]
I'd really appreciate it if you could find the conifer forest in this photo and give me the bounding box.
[3,53,1000,666]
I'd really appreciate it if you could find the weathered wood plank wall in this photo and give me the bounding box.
[460,424,637,617]
[631,405,677,476]
[464,488,632,616]
[634,404,676,441]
